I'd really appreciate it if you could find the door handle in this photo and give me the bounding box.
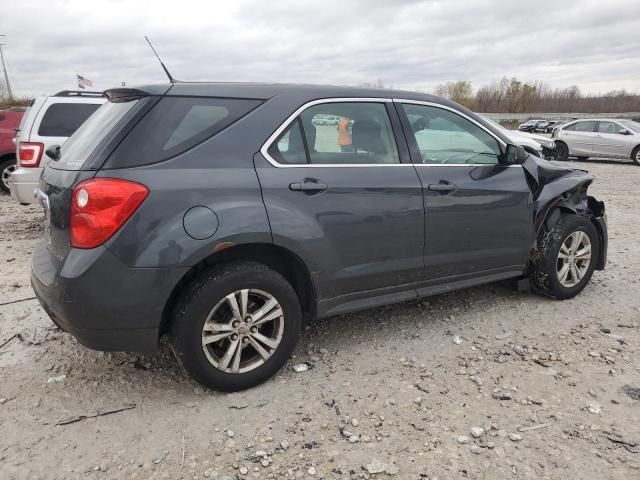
[427,182,457,194]
[289,179,328,193]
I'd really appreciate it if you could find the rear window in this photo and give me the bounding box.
[105,96,261,168]
[58,99,140,170]
[38,103,101,137]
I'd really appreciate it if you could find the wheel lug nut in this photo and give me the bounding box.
[242,337,249,343]
[231,334,238,341]
[232,320,240,328]
[250,327,257,333]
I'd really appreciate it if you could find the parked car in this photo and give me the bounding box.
[482,116,555,159]
[553,118,640,164]
[11,91,105,204]
[32,83,607,391]
[543,121,558,133]
[518,119,544,133]
[533,120,550,133]
[0,107,25,193]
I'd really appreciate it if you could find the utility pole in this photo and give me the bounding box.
[0,35,13,99]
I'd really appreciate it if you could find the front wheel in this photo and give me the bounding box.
[170,261,301,392]
[0,158,17,194]
[555,142,569,161]
[531,214,599,299]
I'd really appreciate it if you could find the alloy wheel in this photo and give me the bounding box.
[201,289,284,373]
[2,163,16,190]
[556,231,592,288]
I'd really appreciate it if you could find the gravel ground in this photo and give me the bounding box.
[1,160,639,480]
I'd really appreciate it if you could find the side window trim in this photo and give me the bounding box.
[260,97,512,168]
[394,100,509,166]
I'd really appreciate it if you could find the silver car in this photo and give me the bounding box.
[553,118,640,165]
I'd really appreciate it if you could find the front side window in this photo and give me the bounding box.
[597,121,620,134]
[38,102,101,137]
[402,104,501,164]
[268,102,400,165]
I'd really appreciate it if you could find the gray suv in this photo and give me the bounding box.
[31,83,608,391]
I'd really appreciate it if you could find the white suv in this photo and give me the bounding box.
[11,91,105,204]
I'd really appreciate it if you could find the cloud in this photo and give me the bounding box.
[2,0,639,97]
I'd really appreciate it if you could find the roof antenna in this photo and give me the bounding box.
[145,35,179,83]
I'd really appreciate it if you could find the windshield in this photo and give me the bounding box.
[58,98,140,170]
[619,120,640,133]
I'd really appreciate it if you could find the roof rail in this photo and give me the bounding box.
[54,90,104,98]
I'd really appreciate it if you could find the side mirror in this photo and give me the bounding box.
[45,145,61,161]
[618,129,632,135]
[506,144,528,164]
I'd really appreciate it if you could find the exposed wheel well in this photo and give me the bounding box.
[160,243,316,335]
[0,152,17,163]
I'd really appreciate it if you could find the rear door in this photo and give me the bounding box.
[255,99,425,302]
[561,120,596,156]
[397,101,532,281]
[592,120,627,158]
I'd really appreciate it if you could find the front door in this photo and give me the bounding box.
[397,102,533,281]
[255,100,425,302]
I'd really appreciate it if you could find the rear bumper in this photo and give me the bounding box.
[10,167,41,204]
[31,240,188,353]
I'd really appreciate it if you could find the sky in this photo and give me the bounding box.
[2,0,640,97]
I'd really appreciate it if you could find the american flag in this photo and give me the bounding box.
[77,75,93,89]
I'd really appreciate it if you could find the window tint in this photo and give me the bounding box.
[297,103,400,164]
[38,103,101,137]
[268,119,308,165]
[597,121,620,134]
[106,96,261,168]
[402,104,501,164]
[59,99,140,170]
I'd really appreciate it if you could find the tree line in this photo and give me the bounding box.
[434,78,640,113]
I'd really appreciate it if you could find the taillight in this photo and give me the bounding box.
[70,178,149,249]
[18,142,44,167]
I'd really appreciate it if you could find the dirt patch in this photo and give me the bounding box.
[1,160,639,479]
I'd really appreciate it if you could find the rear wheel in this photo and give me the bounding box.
[632,146,640,166]
[555,142,569,161]
[170,261,301,392]
[0,158,16,194]
[531,214,599,299]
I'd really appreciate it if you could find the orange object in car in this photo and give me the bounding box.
[337,117,352,146]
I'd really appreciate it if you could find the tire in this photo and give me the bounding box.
[0,157,17,194]
[576,156,589,161]
[555,142,569,161]
[170,261,301,392]
[531,214,599,300]
[632,146,640,166]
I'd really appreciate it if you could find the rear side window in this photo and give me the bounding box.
[38,103,101,137]
[106,97,261,168]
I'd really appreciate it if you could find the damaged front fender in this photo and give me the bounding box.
[521,154,607,270]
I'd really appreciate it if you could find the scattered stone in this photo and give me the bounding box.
[47,374,66,383]
[492,391,513,401]
[513,345,526,356]
[470,445,482,454]
[587,403,602,415]
[588,351,601,358]
[495,332,512,340]
[453,335,462,345]
[470,426,485,438]
[239,466,248,475]
[366,460,388,474]
[152,451,168,464]
[351,418,359,427]
[623,385,640,401]
[226,430,235,438]
[308,466,316,475]
[414,396,423,405]
[469,375,483,386]
[280,439,289,451]
[293,363,310,373]
[600,327,611,334]
[229,402,249,410]
[386,464,399,475]
[457,435,471,445]
[508,433,522,442]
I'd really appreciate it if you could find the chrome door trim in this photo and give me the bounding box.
[260,97,519,168]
